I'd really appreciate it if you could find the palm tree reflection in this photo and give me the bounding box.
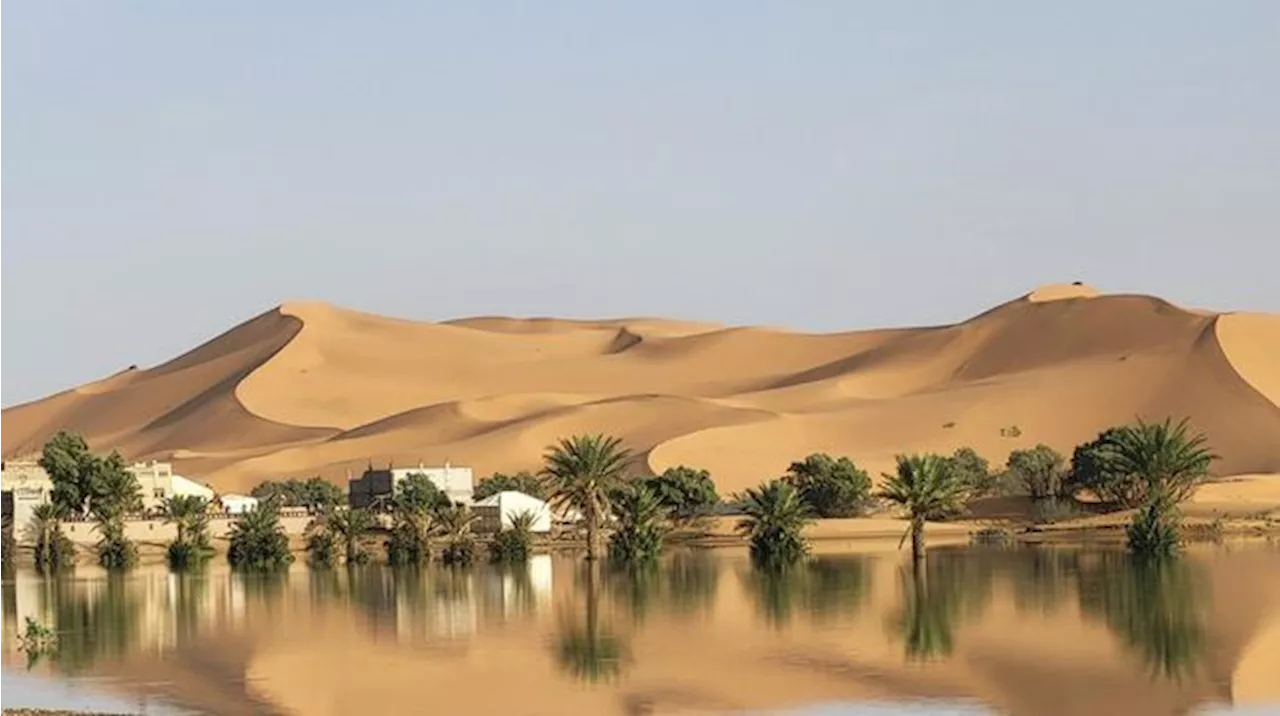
[744,555,871,628]
[1077,553,1207,681]
[887,552,991,661]
[554,563,629,683]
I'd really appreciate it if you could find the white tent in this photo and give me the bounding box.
[473,491,552,533]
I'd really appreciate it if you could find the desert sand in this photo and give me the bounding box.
[4,284,1279,496]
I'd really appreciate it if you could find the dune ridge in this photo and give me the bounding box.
[3,284,1278,494]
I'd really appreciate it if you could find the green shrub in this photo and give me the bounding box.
[737,480,812,567]
[783,454,872,518]
[227,504,293,570]
[607,485,667,564]
[489,511,537,564]
[95,516,138,569]
[30,504,75,572]
[1005,445,1068,501]
[644,466,719,524]
[942,448,999,499]
[475,471,546,501]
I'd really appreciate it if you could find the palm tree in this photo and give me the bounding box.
[490,510,538,564]
[161,495,210,547]
[607,483,668,564]
[542,434,633,561]
[227,504,292,570]
[1103,418,1217,505]
[879,454,969,563]
[386,499,434,565]
[435,502,480,566]
[30,503,74,571]
[316,507,376,565]
[736,480,812,567]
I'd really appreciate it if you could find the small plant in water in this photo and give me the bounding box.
[18,617,58,668]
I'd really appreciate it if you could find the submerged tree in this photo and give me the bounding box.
[385,499,433,566]
[542,434,633,561]
[489,510,537,564]
[308,507,376,566]
[162,495,213,569]
[30,504,75,572]
[436,502,479,566]
[879,454,970,563]
[227,503,292,570]
[736,480,812,568]
[607,483,668,564]
[94,515,137,570]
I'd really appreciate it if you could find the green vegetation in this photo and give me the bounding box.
[644,466,719,525]
[942,447,1000,499]
[250,476,345,511]
[542,433,633,561]
[743,555,871,627]
[1005,444,1069,501]
[489,510,537,564]
[782,453,873,518]
[1068,427,1138,505]
[308,507,377,566]
[227,503,293,570]
[396,472,453,512]
[94,514,137,569]
[436,503,479,566]
[162,495,213,569]
[385,497,434,565]
[555,566,629,682]
[40,431,138,518]
[607,484,667,564]
[736,480,812,567]
[1099,419,1217,558]
[30,504,75,572]
[879,454,970,563]
[18,617,58,668]
[474,471,546,501]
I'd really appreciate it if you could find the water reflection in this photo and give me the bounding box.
[742,555,872,628]
[886,552,993,661]
[555,564,630,683]
[0,545,1270,716]
[1077,554,1208,681]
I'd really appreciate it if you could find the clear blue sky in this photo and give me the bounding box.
[4,1,1278,406]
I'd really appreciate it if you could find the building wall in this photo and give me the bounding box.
[54,511,313,545]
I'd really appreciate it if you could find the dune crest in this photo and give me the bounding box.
[3,289,1278,493]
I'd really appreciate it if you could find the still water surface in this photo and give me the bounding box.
[4,543,1280,716]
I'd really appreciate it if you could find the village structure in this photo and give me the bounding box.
[1,457,554,544]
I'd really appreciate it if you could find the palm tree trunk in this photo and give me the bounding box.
[911,515,926,564]
[585,507,599,561]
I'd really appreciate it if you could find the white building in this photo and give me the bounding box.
[473,491,553,533]
[129,461,215,510]
[349,461,474,508]
[220,494,259,514]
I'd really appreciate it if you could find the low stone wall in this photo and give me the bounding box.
[54,512,313,546]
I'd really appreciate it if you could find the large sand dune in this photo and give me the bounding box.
[4,285,1279,494]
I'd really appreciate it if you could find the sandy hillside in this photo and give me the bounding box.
[3,284,1279,494]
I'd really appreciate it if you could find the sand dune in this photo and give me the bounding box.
[3,284,1279,494]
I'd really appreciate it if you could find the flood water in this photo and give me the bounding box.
[3,542,1280,716]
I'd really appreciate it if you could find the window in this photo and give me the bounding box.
[154,489,165,498]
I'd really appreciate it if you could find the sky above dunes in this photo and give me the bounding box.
[3,1,1279,406]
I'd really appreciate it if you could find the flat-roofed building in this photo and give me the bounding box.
[349,462,474,509]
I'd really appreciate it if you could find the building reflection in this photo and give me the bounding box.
[1,554,558,671]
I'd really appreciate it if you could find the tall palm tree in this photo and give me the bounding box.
[736,480,812,567]
[1103,418,1217,504]
[879,454,969,563]
[541,434,633,561]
